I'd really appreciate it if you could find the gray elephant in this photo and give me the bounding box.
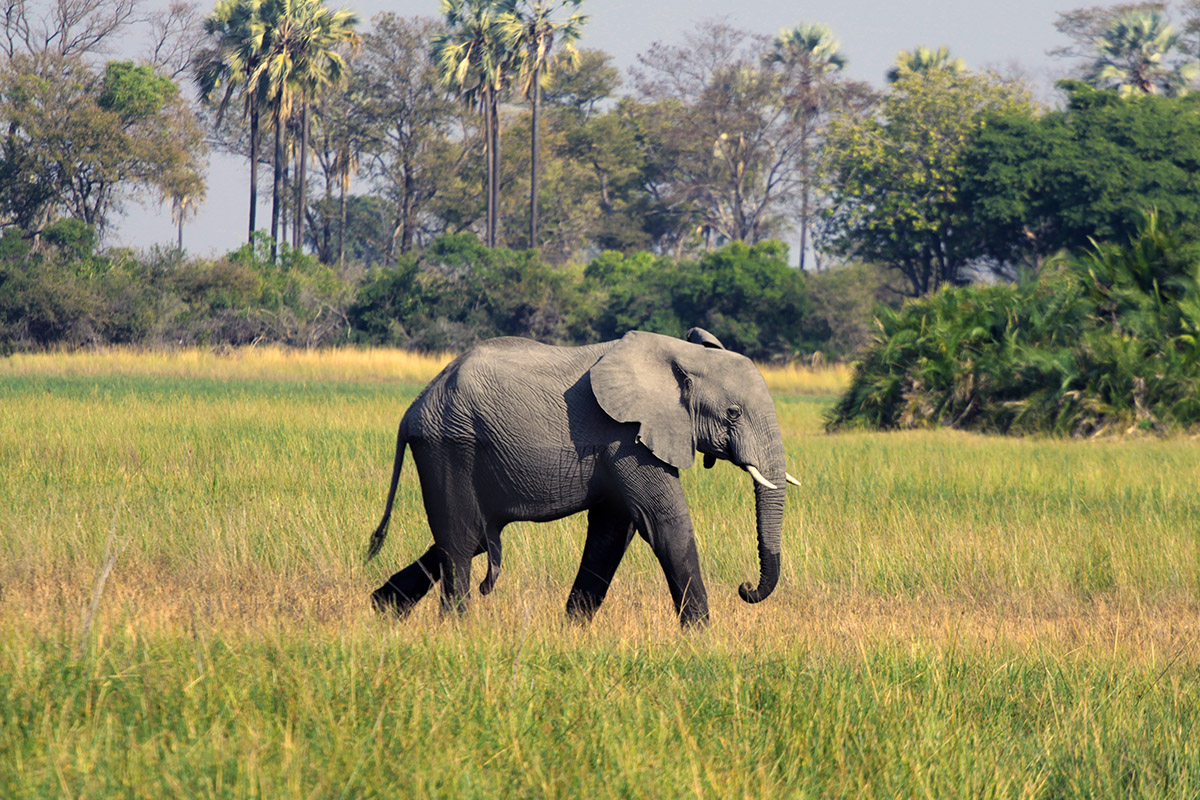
[366,327,799,626]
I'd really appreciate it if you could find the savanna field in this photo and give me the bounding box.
[2,347,1200,798]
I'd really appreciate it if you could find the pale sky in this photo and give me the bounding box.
[112,0,1083,254]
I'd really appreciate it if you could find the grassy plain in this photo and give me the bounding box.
[1,347,1198,798]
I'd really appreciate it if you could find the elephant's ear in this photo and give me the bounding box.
[686,327,726,350]
[591,332,696,470]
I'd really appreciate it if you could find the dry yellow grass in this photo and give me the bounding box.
[0,344,850,393]
[5,564,1198,668]
[0,345,455,384]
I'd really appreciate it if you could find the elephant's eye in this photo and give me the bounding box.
[726,405,742,421]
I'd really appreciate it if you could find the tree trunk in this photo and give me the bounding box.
[248,98,259,244]
[281,160,289,249]
[483,86,495,247]
[400,163,415,254]
[271,103,283,262]
[529,77,540,249]
[294,102,309,252]
[491,90,502,247]
[798,138,810,270]
[338,171,347,269]
[321,158,334,263]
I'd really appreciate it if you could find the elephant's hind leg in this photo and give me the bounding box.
[372,545,443,616]
[479,529,502,596]
[424,503,489,616]
[566,506,636,622]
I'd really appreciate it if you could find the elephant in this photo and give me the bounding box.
[365,327,800,626]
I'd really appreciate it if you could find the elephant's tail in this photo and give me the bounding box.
[366,425,406,561]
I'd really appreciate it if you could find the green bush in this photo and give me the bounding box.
[828,213,1200,435]
[350,234,592,351]
[0,228,835,360]
[584,240,811,361]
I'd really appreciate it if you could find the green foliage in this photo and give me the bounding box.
[962,83,1200,266]
[97,61,178,120]
[821,68,1035,296]
[41,218,96,261]
[0,54,206,235]
[801,262,897,361]
[346,237,815,359]
[828,212,1200,435]
[349,233,588,351]
[0,228,845,360]
[584,240,810,360]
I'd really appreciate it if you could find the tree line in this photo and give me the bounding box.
[5,1,1200,360]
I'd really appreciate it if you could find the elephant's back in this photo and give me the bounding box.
[402,337,614,443]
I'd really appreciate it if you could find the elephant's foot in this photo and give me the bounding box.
[372,552,440,617]
[677,601,710,629]
[565,590,603,623]
[371,585,422,617]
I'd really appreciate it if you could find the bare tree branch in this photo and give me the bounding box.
[145,0,201,81]
[0,0,144,59]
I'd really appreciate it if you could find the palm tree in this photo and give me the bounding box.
[499,0,586,248]
[254,0,358,259]
[763,22,846,270]
[333,136,359,268]
[432,0,515,248]
[886,45,965,83]
[1086,10,1197,96]
[168,175,206,252]
[193,0,269,245]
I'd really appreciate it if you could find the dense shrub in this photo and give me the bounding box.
[0,228,878,360]
[348,234,591,351]
[584,240,811,361]
[828,213,1200,435]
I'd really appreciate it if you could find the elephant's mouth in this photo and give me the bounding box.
[702,452,800,489]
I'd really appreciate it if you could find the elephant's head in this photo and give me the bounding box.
[590,329,790,605]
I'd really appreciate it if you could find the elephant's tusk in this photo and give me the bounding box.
[785,472,802,488]
[745,465,778,490]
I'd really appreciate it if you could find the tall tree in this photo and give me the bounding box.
[632,21,823,252]
[961,81,1200,268]
[1051,2,1167,61]
[306,77,362,264]
[0,0,140,59]
[252,0,358,259]
[353,14,461,260]
[1085,9,1196,95]
[432,0,514,248]
[194,0,269,244]
[885,45,965,83]
[762,22,849,269]
[822,68,1034,296]
[0,54,206,235]
[499,0,585,249]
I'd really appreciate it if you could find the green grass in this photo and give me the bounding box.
[1,350,1199,798]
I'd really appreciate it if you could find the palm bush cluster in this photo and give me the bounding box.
[828,213,1200,435]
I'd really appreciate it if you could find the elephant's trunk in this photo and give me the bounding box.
[737,431,785,605]
[738,481,784,603]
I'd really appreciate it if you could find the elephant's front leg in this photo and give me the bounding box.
[566,505,636,622]
[624,470,710,627]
